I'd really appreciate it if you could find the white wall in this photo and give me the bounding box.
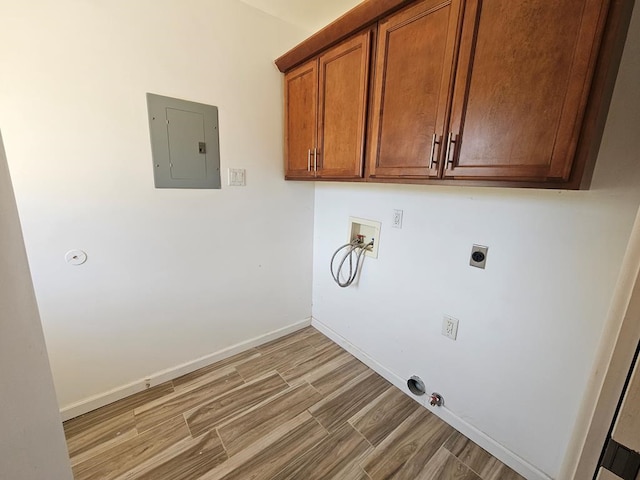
[239,0,362,33]
[0,131,73,480]
[0,0,314,410]
[312,3,640,478]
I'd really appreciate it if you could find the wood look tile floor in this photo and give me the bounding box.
[64,327,525,480]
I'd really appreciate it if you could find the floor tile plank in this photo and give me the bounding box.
[335,463,372,480]
[349,387,420,447]
[217,382,323,455]
[134,367,244,433]
[115,430,227,480]
[444,431,526,480]
[309,370,390,432]
[279,342,346,383]
[64,381,174,439]
[309,356,370,396]
[414,446,482,480]
[235,338,316,382]
[64,381,175,465]
[304,331,336,350]
[361,408,454,480]
[72,415,190,480]
[383,417,455,480]
[199,412,327,480]
[185,372,289,437]
[65,410,137,463]
[172,349,260,392]
[282,348,353,385]
[271,422,372,480]
[254,327,315,354]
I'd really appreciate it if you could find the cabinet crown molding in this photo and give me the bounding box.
[275,0,411,73]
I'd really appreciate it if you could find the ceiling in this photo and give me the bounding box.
[239,0,362,33]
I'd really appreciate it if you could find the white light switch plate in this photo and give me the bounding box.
[392,209,403,229]
[228,168,246,186]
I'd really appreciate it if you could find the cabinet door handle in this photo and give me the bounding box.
[444,132,457,168]
[307,149,312,172]
[429,134,440,169]
[313,148,318,171]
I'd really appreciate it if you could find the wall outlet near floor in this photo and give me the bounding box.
[442,315,459,340]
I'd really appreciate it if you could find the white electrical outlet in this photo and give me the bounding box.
[392,209,403,229]
[442,315,459,340]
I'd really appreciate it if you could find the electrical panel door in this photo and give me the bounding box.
[147,93,221,189]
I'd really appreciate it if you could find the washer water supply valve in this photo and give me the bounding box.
[407,376,444,407]
[429,393,444,407]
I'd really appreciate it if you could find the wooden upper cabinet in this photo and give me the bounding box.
[284,61,317,179]
[278,0,629,188]
[317,31,371,178]
[368,0,462,179]
[444,0,609,182]
[284,30,371,179]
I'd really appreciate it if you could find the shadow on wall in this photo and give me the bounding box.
[590,4,640,192]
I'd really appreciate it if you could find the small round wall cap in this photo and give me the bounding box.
[65,250,87,266]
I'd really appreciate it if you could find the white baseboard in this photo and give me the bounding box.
[60,318,312,421]
[311,318,552,480]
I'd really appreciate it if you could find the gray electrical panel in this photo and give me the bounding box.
[147,93,221,189]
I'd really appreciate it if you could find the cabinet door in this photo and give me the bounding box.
[444,0,609,181]
[317,30,371,178]
[368,0,462,179]
[284,60,318,179]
